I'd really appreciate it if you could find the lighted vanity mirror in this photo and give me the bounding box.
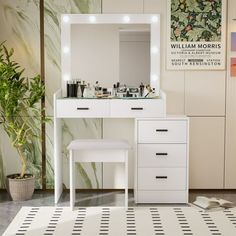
[61,14,160,97]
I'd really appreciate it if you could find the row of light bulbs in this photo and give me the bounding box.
[62,15,158,24]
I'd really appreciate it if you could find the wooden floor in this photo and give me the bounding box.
[0,190,236,235]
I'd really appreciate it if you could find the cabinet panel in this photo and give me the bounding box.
[110,99,165,118]
[138,168,186,190]
[138,120,187,143]
[56,99,110,118]
[102,0,143,13]
[189,117,224,189]
[137,190,187,203]
[185,71,225,116]
[138,144,187,167]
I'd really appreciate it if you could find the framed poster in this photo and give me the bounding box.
[167,0,226,70]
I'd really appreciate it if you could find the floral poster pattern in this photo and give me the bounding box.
[167,0,226,70]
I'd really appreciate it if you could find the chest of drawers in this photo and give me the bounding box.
[134,117,189,203]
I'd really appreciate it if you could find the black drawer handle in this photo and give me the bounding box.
[77,107,89,110]
[156,129,168,132]
[156,153,168,156]
[131,107,143,110]
[156,176,168,179]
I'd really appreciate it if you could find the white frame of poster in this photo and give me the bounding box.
[166,0,226,70]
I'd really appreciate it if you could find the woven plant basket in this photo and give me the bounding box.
[6,174,35,201]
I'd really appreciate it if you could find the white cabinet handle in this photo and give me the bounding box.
[156,129,168,132]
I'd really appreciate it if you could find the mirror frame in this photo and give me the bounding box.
[61,14,160,97]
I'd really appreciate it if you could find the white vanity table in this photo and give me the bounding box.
[54,14,189,204]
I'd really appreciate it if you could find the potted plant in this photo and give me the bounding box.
[0,42,46,201]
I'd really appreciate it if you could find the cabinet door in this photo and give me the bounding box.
[189,117,224,189]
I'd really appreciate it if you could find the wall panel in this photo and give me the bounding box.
[185,71,225,116]
[189,117,225,189]
[102,0,143,13]
[225,0,236,188]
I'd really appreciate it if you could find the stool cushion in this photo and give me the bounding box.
[67,139,131,150]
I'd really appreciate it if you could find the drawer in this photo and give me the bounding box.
[56,99,110,118]
[136,190,187,203]
[138,120,187,143]
[110,99,165,118]
[138,144,187,167]
[138,168,186,190]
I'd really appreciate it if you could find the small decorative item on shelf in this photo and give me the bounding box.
[129,87,139,98]
[139,82,144,97]
[80,81,86,98]
[67,80,78,97]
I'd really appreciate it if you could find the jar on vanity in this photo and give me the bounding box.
[66,80,158,99]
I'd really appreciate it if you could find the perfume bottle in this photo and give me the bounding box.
[139,82,144,97]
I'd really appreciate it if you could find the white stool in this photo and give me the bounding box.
[67,139,131,210]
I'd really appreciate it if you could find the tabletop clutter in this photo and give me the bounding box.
[66,79,157,99]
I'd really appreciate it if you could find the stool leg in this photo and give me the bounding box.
[125,150,128,209]
[70,150,75,211]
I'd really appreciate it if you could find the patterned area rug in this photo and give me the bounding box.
[3,206,236,236]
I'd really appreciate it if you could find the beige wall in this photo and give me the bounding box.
[102,0,236,189]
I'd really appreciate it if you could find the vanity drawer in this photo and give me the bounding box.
[138,144,187,167]
[138,168,186,190]
[110,99,165,118]
[138,120,187,143]
[56,99,110,118]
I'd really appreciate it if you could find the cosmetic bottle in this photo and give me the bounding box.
[94,81,100,96]
[113,84,117,97]
[67,80,78,97]
[139,82,144,97]
[80,81,86,98]
[85,83,93,98]
[77,79,81,97]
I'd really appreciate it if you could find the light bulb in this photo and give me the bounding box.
[62,15,70,23]
[89,15,96,23]
[151,15,158,23]
[151,74,158,81]
[123,16,130,23]
[63,47,70,54]
[151,46,158,54]
[63,74,70,81]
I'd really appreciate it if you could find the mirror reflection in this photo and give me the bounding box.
[71,24,150,90]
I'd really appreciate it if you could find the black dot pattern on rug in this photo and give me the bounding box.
[126,208,136,235]
[16,208,39,236]
[150,208,165,236]
[71,208,87,235]
[174,208,193,236]
[99,208,110,235]
[200,212,221,235]
[224,209,236,228]
[44,208,63,235]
